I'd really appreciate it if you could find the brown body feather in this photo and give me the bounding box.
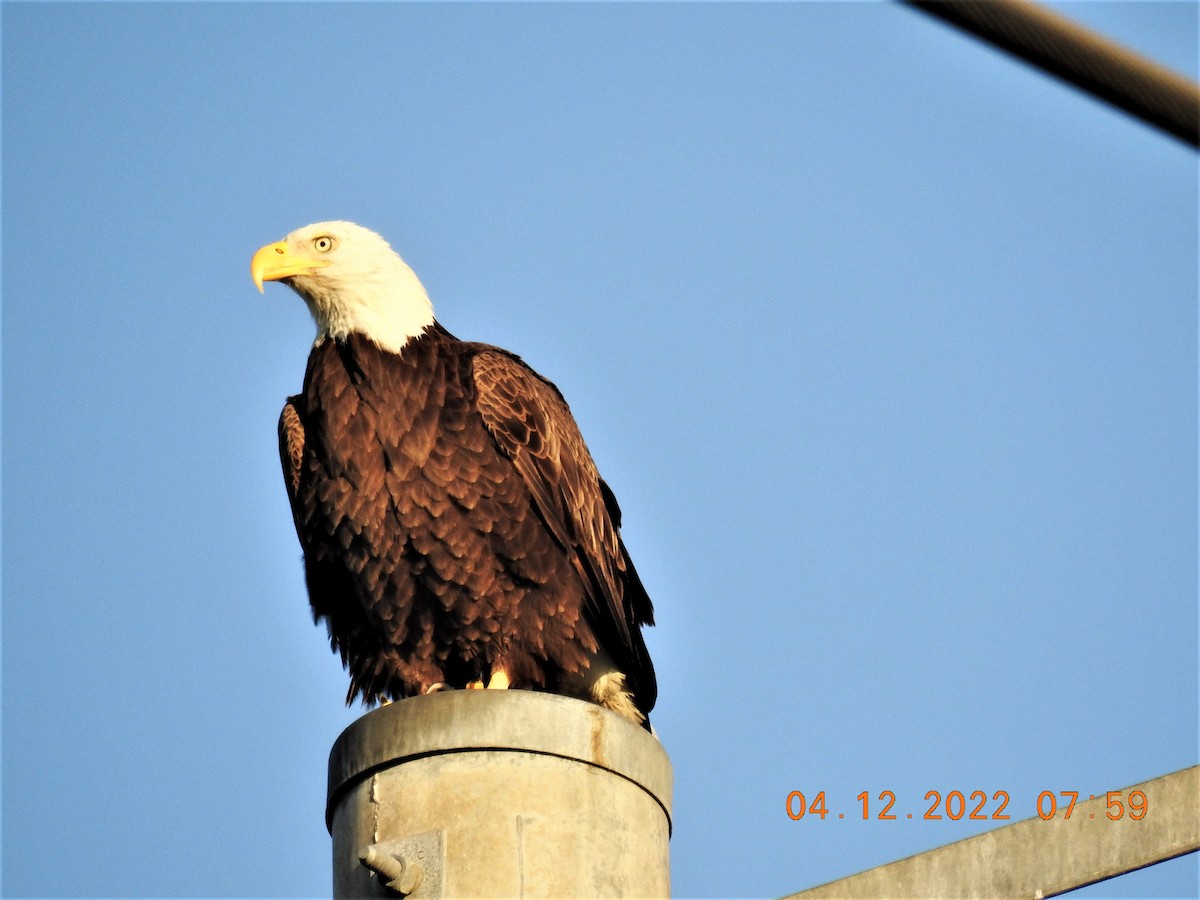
[279,324,656,717]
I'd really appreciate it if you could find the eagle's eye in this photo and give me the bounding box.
[313,235,335,253]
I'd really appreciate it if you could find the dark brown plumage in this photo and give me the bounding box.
[254,222,656,723]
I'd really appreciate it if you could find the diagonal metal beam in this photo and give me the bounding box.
[784,765,1199,899]
[902,0,1200,148]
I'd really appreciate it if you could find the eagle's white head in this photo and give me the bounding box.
[251,221,435,355]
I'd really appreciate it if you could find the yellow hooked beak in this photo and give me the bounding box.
[251,241,332,293]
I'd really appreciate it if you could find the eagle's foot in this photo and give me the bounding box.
[464,669,509,690]
[591,671,645,725]
[423,682,449,694]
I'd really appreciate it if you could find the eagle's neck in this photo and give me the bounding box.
[301,265,435,356]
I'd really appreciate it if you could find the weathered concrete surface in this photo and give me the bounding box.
[328,690,672,899]
[787,765,1198,899]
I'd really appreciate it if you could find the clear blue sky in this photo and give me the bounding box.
[3,2,1196,897]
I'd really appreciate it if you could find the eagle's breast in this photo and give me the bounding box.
[285,327,596,703]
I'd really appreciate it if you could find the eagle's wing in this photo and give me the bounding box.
[278,398,306,533]
[471,349,655,706]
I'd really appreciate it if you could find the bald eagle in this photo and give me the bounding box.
[252,222,656,724]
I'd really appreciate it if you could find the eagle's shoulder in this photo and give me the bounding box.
[468,345,574,462]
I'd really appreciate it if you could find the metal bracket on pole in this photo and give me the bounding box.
[360,842,424,896]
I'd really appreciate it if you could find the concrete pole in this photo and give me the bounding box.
[327,690,673,898]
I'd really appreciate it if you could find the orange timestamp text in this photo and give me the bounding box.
[785,789,1148,822]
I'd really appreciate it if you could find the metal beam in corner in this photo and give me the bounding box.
[901,0,1200,148]
[784,765,1199,899]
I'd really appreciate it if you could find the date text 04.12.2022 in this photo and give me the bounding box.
[786,790,1149,822]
